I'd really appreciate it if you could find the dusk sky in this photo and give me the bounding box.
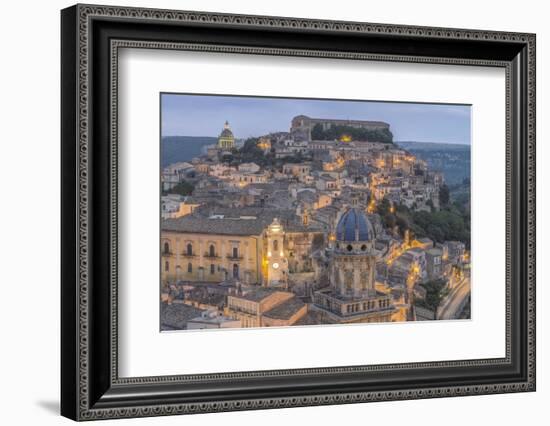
[161,93,471,145]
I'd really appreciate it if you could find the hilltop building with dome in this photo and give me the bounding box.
[313,208,397,323]
[217,120,235,149]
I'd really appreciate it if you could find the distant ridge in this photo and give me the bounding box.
[396,141,470,185]
[397,141,470,150]
[162,136,217,167]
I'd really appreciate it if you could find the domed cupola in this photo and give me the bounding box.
[219,121,234,138]
[334,208,375,254]
[336,208,373,242]
[218,121,235,149]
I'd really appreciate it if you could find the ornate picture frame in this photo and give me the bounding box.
[61,4,535,421]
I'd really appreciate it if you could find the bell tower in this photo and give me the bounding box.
[265,218,288,288]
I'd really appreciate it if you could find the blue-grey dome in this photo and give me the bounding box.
[219,121,234,138]
[220,128,233,138]
[335,208,373,242]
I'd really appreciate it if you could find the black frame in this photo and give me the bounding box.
[61,4,536,421]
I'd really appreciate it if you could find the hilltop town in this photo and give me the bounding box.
[160,115,471,330]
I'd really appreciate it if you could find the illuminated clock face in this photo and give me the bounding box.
[272,262,279,270]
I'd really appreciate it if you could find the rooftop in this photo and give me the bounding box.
[162,207,322,236]
[160,302,205,330]
[426,247,444,256]
[263,297,306,320]
[235,288,280,302]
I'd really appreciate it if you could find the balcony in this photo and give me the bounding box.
[226,254,244,261]
[161,251,173,257]
[203,253,220,259]
[181,252,196,258]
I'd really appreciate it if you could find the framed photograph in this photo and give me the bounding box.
[61,4,536,421]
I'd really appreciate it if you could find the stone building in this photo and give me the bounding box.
[161,207,323,287]
[425,247,444,279]
[314,208,396,323]
[161,212,267,285]
[186,310,242,330]
[161,195,200,219]
[445,240,466,264]
[162,161,195,191]
[225,289,307,328]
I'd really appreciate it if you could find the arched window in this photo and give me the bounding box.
[233,264,239,279]
[209,244,215,257]
[210,264,215,275]
[186,243,193,256]
[273,240,278,252]
[163,242,170,254]
[187,263,192,273]
[164,261,169,272]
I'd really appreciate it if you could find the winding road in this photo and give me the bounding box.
[437,277,471,320]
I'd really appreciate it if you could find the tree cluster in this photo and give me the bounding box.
[376,197,470,248]
[220,137,273,167]
[311,123,393,143]
[439,183,450,207]
[165,180,195,196]
[415,279,448,311]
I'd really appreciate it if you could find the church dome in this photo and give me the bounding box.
[335,208,373,242]
[219,121,234,138]
[220,128,233,138]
